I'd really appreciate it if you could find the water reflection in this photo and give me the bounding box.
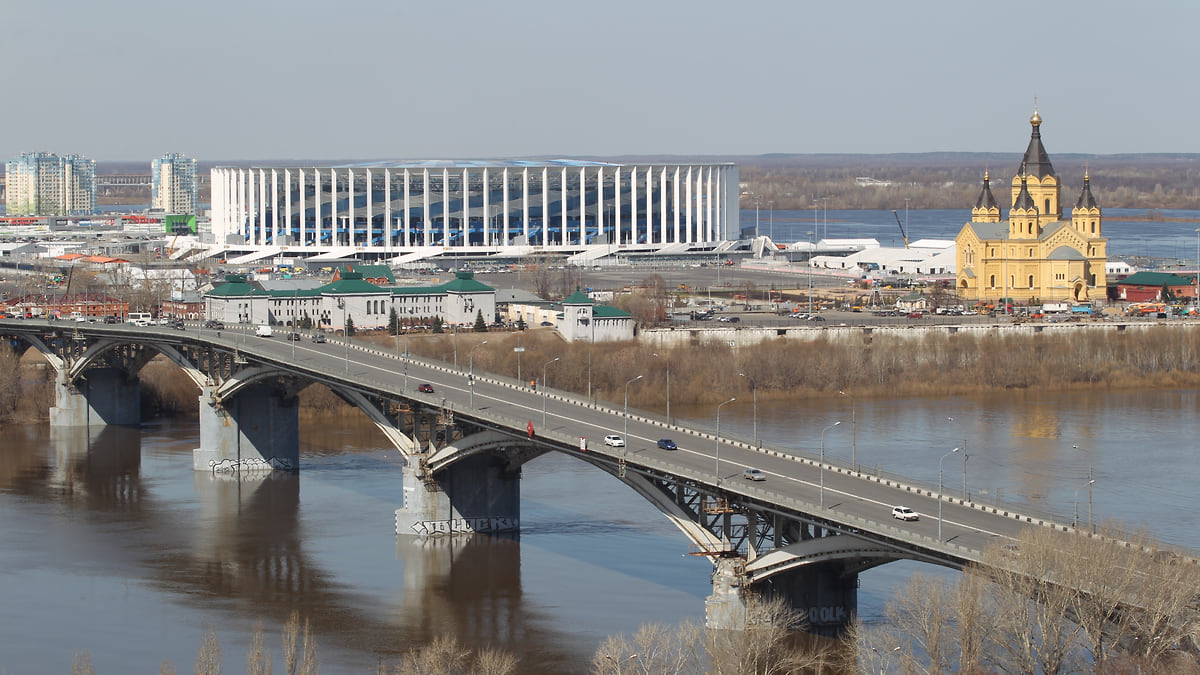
[2,386,1198,671]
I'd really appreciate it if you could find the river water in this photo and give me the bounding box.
[2,387,1199,673]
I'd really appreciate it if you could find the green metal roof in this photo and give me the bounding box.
[336,263,395,284]
[562,289,594,305]
[1117,271,1196,287]
[592,305,632,318]
[320,271,391,295]
[206,275,264,297]
[440,271,494,293]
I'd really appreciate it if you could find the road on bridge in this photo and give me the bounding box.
[7,319,1048,565]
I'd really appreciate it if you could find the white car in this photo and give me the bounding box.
[743,468,766,481]
[892,506,919,521]
[603,435,625,447]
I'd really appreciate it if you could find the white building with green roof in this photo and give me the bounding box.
[205,270,496,331]
[559,289,633,342]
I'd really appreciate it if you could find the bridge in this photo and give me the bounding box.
[0,318,1134,633]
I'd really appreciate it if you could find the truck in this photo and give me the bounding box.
[1041,303,1070,314]
[255,325,274,337]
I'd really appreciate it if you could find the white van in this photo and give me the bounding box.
[128,312,153,327]
[255,325,274,337]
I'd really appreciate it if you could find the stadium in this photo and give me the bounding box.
[210,160,740,265]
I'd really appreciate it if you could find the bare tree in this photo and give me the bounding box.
[195,628,222,675]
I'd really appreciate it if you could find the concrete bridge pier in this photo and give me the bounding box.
[194,384,299,472]
[50,368,141,428]
[395,454,521,536]
[707,560,858,635]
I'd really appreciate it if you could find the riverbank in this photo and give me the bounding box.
[6,323,1199,421]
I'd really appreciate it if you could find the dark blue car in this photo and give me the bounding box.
[657,438,677,450]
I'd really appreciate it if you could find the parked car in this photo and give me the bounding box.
[892,506,919,521]
[603,434,625,447]
[657,438,677,450]
[417,383,435,393]
[742,468,766,481]
[312,333,327,343]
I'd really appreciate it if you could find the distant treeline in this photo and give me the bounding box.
[6,154,1196,212]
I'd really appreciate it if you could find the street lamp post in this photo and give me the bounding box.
[754,195,761,239]
[1074,479,1096,530]
[468,340,488,408]
[715,397,736,485]
[623,375,643,458]
[807,228,815,315]
[337,298,349,373]
[768,200,774,239]
[871,646,900,675]
[819,421,842,508]
[739,373,758,447]
[947,416,968,498]
[938,447,960,541]
[839,390,856,468]
[1194,228,1199,311]
[541,357,559,425]
[1072,445,1097,533]
[653,352,671,422]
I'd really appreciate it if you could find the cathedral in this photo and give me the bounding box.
[955,110,1107,304]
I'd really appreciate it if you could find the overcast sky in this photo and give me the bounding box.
[4,0,1198,163]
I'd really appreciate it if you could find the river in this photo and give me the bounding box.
[2,386,1198,673]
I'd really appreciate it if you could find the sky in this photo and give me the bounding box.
[4,0,1199,163]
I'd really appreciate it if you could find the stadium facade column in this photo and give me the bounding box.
[541,166,549,247]
[502,167,510,245]
[441,168,450,247]
[427,168,436,247]
[522,167,529,243]
[285,169,293,245]
[483,167,490,246]
[614,166,622,244]
[384,168,391,249]
[674,166,682,243]
[298,168,306,245]
[403,168,412,247]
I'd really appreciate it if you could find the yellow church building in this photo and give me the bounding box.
[955,110,1107,305]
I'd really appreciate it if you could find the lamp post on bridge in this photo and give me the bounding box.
[652,352,670,422]
[541,357,559,425]
[1074,478,1096,531]
[819,421,842,508]
[739,372,757,447]
[468,340,488,409]
[714,397,736,485]
[938,447,960,542]
[623,375,642,461]
[1072,445,1096,533]
[948,416,968,499]
[839,390,856,468]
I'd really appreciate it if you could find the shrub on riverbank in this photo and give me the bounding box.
[387,325,1200,411]
[8,325,1200,422]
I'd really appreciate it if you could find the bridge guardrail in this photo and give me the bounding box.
[3,320,1159,553]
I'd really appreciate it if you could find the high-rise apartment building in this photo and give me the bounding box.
[4,152,97,216]
[151,153,199,215]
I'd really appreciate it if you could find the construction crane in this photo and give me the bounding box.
[892,210,910,249]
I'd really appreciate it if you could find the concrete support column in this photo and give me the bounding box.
[707,560,858,635]
[395,454,520,536]
[194,384,299,472]
[50,368,141,428]
[760,562,858,636]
